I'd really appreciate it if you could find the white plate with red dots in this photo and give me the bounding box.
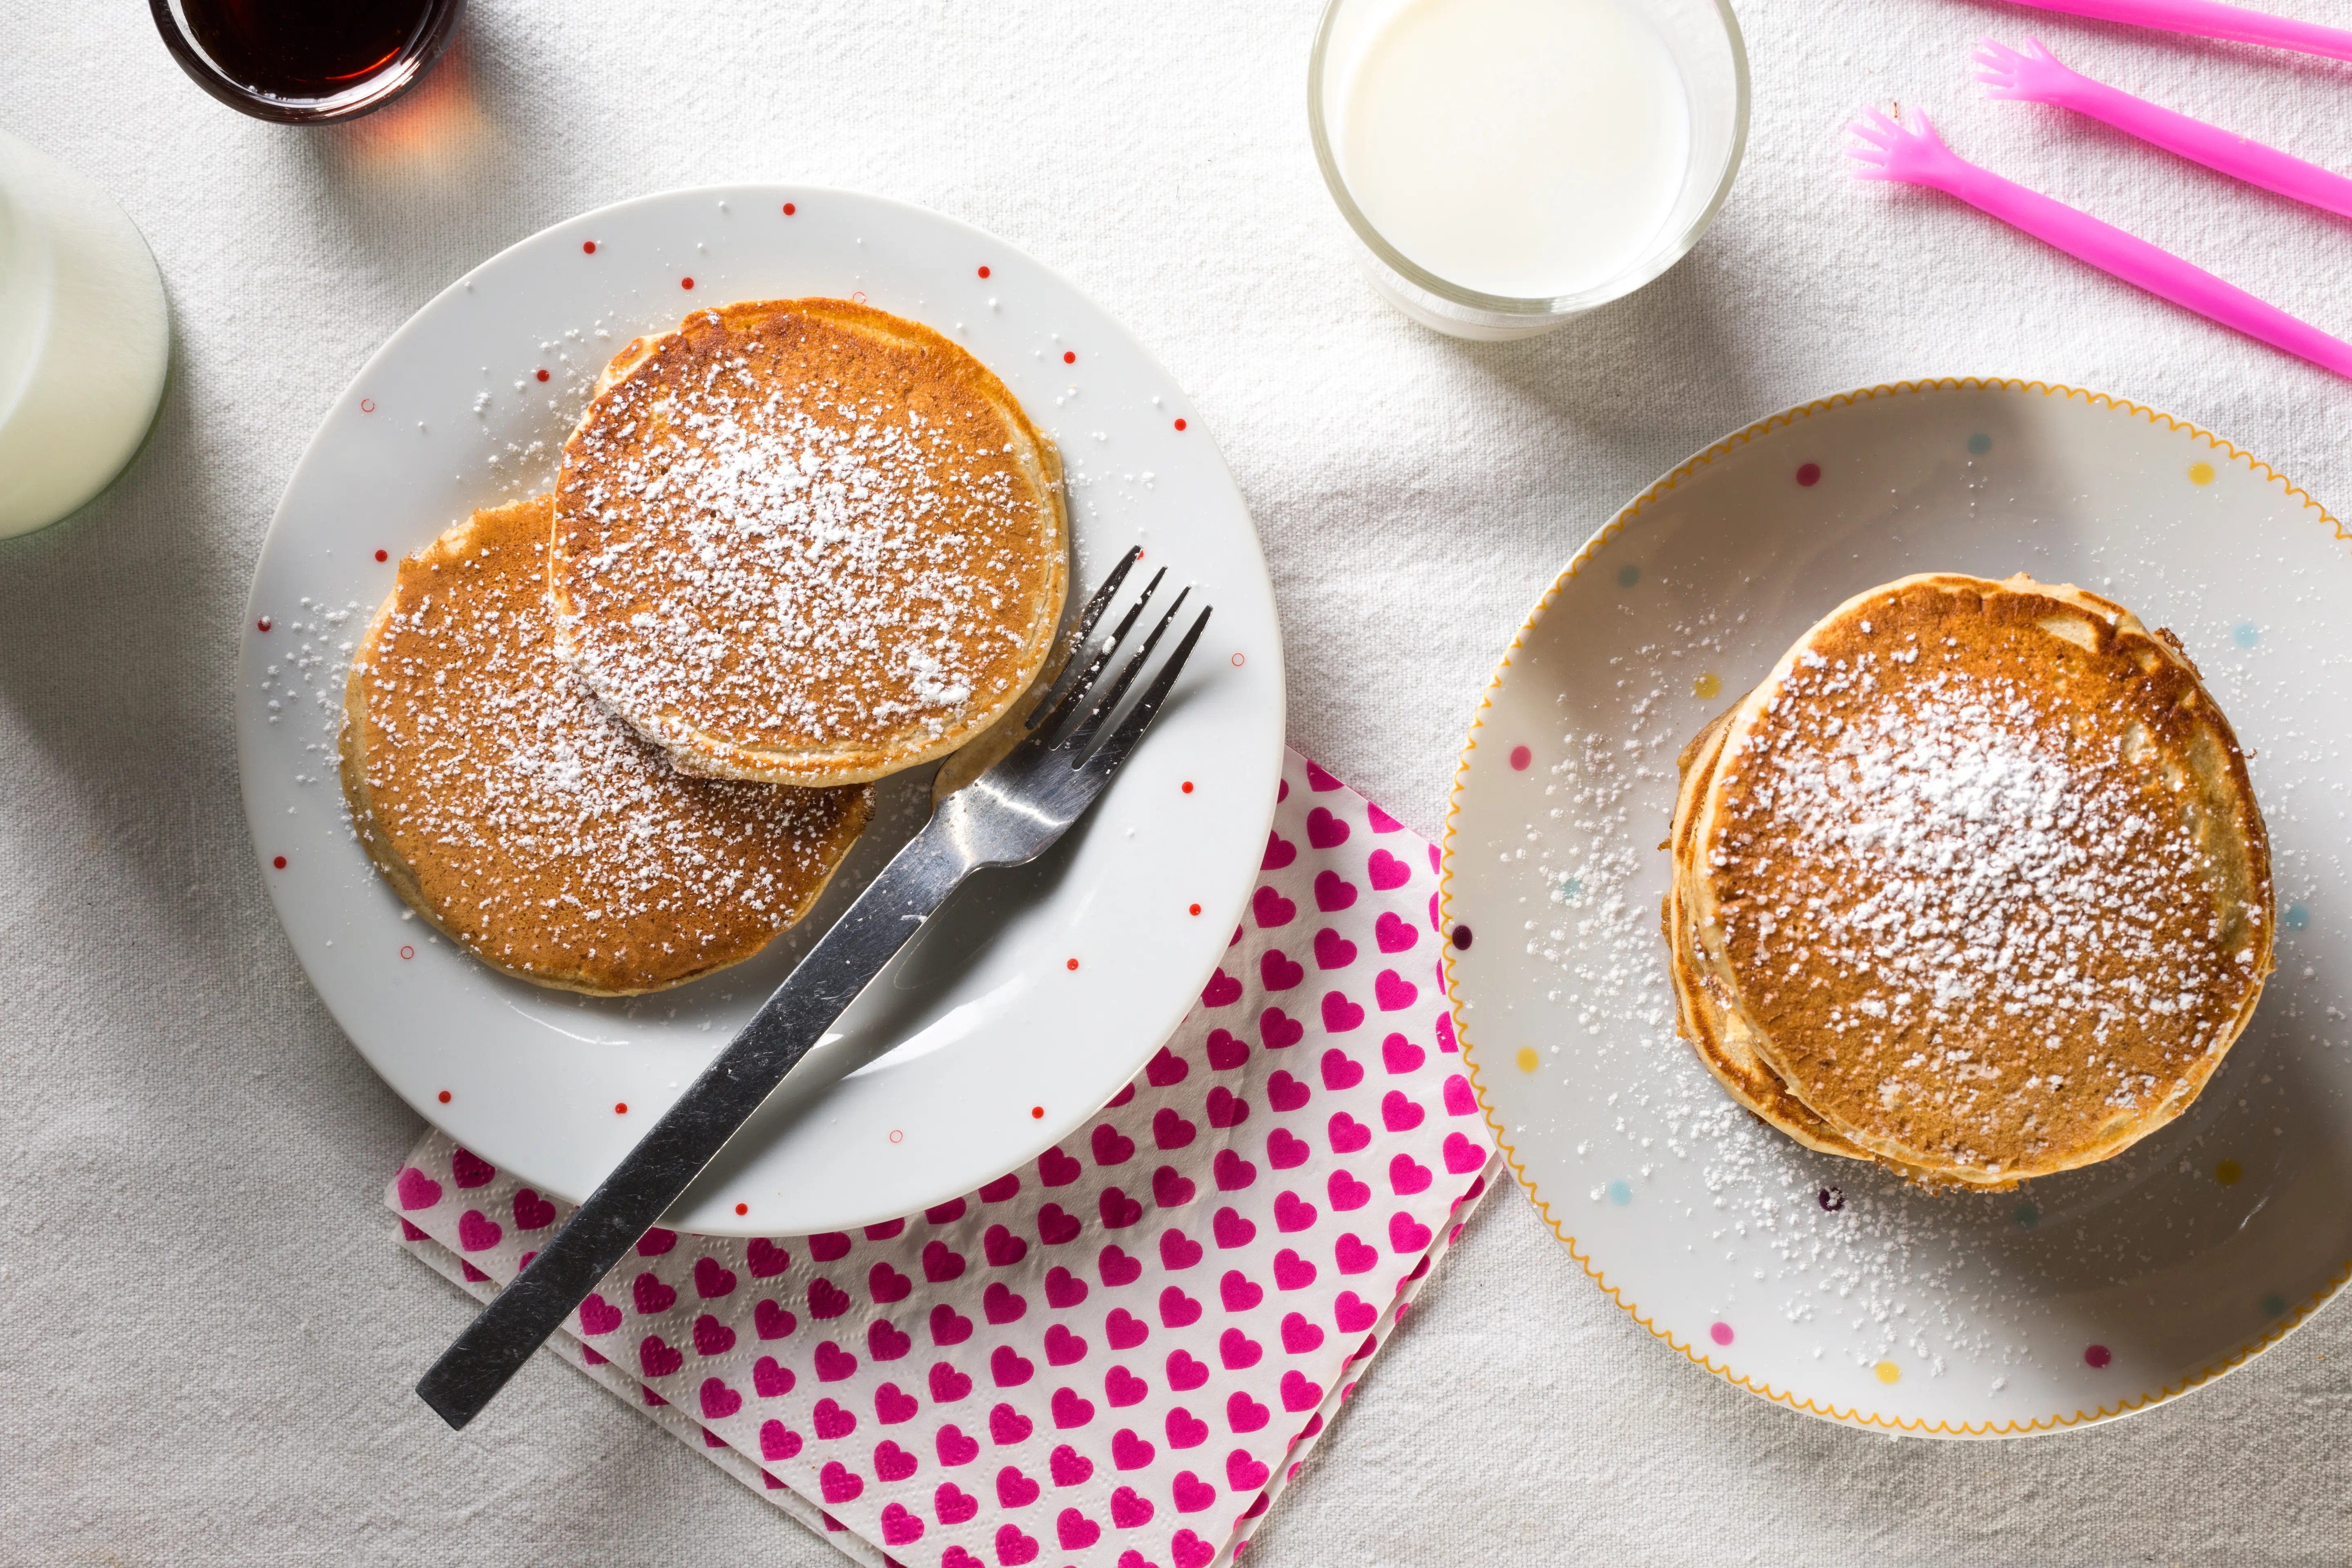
[235,187,1284,1235]
[1443,379,2352,1436]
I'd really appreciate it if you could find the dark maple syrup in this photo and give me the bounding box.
[176,0,444,102]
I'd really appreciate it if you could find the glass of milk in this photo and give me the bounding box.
[1310,0,1747,339]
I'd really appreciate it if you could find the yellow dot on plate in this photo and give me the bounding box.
[1515,1047,1539,1072]
[2215,1159,2243,1186]
[1693,672,1721,700]
[1875,1360,1901,1385]
[2188,461,2216,486]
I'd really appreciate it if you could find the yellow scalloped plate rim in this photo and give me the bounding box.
[1438,375,2352,1438]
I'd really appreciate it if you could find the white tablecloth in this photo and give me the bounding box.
[5,1,2350,1561]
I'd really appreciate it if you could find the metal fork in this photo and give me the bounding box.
[416,548,1207,1429]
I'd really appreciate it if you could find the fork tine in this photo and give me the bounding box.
[1027,562,1162,732]
[1060,586,1190,759]
[1076,606,1212,783]
[1070,546,1140,646]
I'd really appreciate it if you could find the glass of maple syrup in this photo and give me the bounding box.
[150,0,468,123]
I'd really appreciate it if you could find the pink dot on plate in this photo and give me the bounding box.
[1508,745,1532,771]
[1796,461,1822,487]
[1709,1322,1733,1346]
[2084,1343,2111,1368]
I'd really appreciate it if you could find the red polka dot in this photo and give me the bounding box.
[1231,652,1245,667]
[438,1089,452,1103]
[257,617,272,632]
[1031,1105,1045,1118]
[1189,903,1202,916]
[1709,1321,1734,1346]
[1066,957,1080,971]
[1174,418,1187,431]
[1508,745,1532,771]
[782,203,796,216]
[359,399,375,414]
[2084,1344,2111,1368]
[582,240,597,254]
[271,855,287,869]
[400,945,414,960]
[615,1102,629,1114]
[1063,350,1076,365]
[374,549,388,562]
[1795,462,1822,487]
[536,368,550,383]
[978,265,991,278]
[1181,780,1194,794]
[735,1202,749,1215]
[681,277,695,290]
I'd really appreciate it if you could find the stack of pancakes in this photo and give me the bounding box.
[1664,572,2274,1186]
[341,299,1067,995]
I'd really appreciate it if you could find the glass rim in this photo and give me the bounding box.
[147,0,470,125]
[1307,0,1750,318]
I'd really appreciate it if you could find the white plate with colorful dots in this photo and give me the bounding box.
[1442,379,2352,1437]
[235,187,1284,1235]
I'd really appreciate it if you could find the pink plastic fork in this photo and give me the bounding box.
[2001,0,2352,61]
[1846,105,2352,377]
[1976,36,2352,217]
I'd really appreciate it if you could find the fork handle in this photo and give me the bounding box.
[1919,154,2352,378]
[2005,0,2352,60]
[415,816,973,1430]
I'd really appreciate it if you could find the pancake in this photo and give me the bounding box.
[550,297,1069,786]
[339,494,872,996]
[1682,572,2273,1184]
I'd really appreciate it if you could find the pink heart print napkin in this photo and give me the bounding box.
[388,748,1499,1568]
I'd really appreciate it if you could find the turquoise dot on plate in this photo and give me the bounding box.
[2262,1292,2288,1318]
[1617,564,1640,588]
[2286,903,2310,931]
[2013,1203,2039,1230]
[1607,1179,1633,1206]
[1967,432,1993,455]
[2233,621,2259,648]
[1559,875,1584,902]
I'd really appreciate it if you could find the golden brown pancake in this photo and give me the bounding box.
[1682,572,2273,1184]
[550,298,1068,786]
[340,494,872,996]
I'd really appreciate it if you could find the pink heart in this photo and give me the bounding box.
[1159,1228,1203,1270]
[634,1272,677,1315]
[1034,1267,1084,1312]
[984,1223,1030,1268]
[1304,806,1350,849]
[992,1345,1035,1388]
[1281,1368,1325,1411]
[1267,1127,1311,1169]
[754,1298,797,1340]
[1334,1291,1378,1332]
[1381,1091,1425,1132]
[456,1209,501,1253]
[693,1313,736,1356]
[1280,1311,1325,1354]
[1258,949,1304,991]
[1267,1069,1310,1112]
[1443,1129,1487,1174]
[991,1402,1033,1445]
[1038,1146,1082,1187]
[878,1499,924,1546]
[996,1524,1040,1566]
[1199,968,1242,1008]
[394,1167,442,1212]
[929,1361,972,1402]
[1381,1032,1426,1075]
[1212,1206,1256,1250]
[755,1354,794,1397]
[746,1237,791,1277]
[1313,870,1358,912]
[510,1189,555,1231]
[1153,1165,1197,1207]
[1445,1073,1479,1116]
[1261,831,1297,870]
[1390,1212,1434,1253]
[1091,1123,1137,1167]
[1099,1245,1143,1287]
[1257,1007,1304,1049]
[1159,1286,1203,1328]
[1374,969,1418,1011]
[1219,1271,1263,1314]
[450,1147,495,1189]
[1304,759,1343,791]
[1051,1385,1096,1429]
[927,1198,968,1224]
[813,1340,859,1382]
[1366,848,1411,891]
[937,1429,981,1469]
[1044,1323,1089,1367]
[1165,1348,1209,1390]
[1227,1448,1271,1491]
[807,1231,850,1262]
[922,1240,967,1283]
[1205,1029,1250,1070]
[1113,1428,1159,1473]
[1272,1248,1318,1291]
[1212,1149,1257,1192]
[1320,1049,1366,1092]
[639,1335,683,1378]
[1390,1153,1433,1195]
[984,1282,1028,1325]
[1327,1112,1372,1154]
[1218,1326,1264,1371]
[1106,1307,1150,1349]
[1435,1011,1458,1054]
[1273,1191,1317,1233]
[875,1382,920,1425]
[1038,1203,1082,1246]
[868,1261,912,1304]
[1366,800,1403,831]
[866,1218,906,1241]
[980,1172,1022,1203]
[930,1303,975,1345]
[1098,1187,1143,1229]
[1251,884,1296,928]
[867,1318,912,1361]
[1171,1470,1218,1514]
[1334,1234,1379,1274]
[1047,1441,1096,1488]
[937,1479,980,1520]
[1172,1529,1215,1568]
[688,1256,735,1300]
[1146,1045,1190,1086]
[996,1465,1042,1508]
[1205,1088,1249,1129]
[698,1376,741,1420]
[818,1459,862,1504]
[1165,1406,1209,1450]
[1321,991,1365,1033]
[1226,1389,1271,1433]
[1152,1108,1198,1152]
[1374,910,1420,953]
[1327,1168,1371,1210]
[1047,1507,1100,1552]
[806,1277,850,1319]
[1312,927,1358,971]
[578,1294,621,1335]
[759,1419,802,1461]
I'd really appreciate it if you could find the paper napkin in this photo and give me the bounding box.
[389,748,1499,1568]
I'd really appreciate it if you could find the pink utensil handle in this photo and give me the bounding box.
[2003,0,2352,60]
[2043,62,2352,218]
[1922,156,2352,377]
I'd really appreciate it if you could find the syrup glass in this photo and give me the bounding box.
[149,0,468,124]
